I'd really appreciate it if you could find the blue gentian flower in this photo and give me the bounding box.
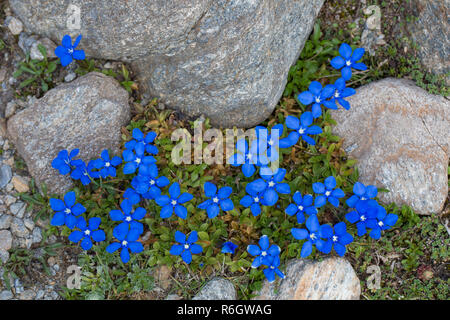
[123,187,141,205]
[312,176,345,208]
[247,235,281,268]
[240,189,265,216]
[155,182,193,219]
[325,222,353,256]
[68,217,106,250]
[110,199,146,234]
[54,35,85,67]
[279,112,322,148]
[197,182,234,218]
[291,215,332,258]
[170,231,203,264]
[330,43,367,80]
[122,142,156,175]
[125,128,158,155]
[255,124,284,161]
[70,159,99,185]
[92,149,122,178]
[246,168,291,206]
[297,81,335,118]
[325,78,356,110]
[51,149,79,175]
[50,191,86,229]
[365,205,398,240]
[131,164,170,199]
[106,224,143,263]
[285,191,318,224]
[345,200,378,236]
[263,255,285,283]
[229,139,269,177]
[346,182,378,208]
[222,241,238,254]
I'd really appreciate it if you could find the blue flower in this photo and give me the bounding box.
[229,139,269,177]
[51,149,79,175]
[50,191,86,229]
[170,231,203,264]
[285,191,318,224]
[312,176,345,208]
[330,43,367,80]
[68,217,105,250]
[198,182,234,219]
[123,187,141,205]
[255,124,284,161]
[240,189,264,216]
[297,81,335,118]
[325,78,356,110]
[155,182,193,219]
[279,112,322,148]
[122,142,156,175]
[291,215,332,258]
[92,149,122,178]
[106,224,143,263]
[70,159,99,185]
[130,164,170,199]
[110,199,146,235]
[365,205,398,240]
[325,222,353,256]
[54,35,85,67]
[125,128,158,155]
[345,200,378,236]
[346,182,378,208]
[246,168,291,206]
[247,235,281,268]
[222,241,238,254]
[263,255,285,283]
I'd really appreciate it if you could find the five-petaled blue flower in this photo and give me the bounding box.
[291,215,332,258]
[55,35,85,67]
[330,43,367,80]
[247,235,281,268]
[346,182,378,209]
[222,241,238,254]
[125,128,158,155]
[255,124,284,162]
[155,182,193,219]
[70,159,99,185]
[285,191,318,224]
[345,200,378,236]
[324,222,353,256]
[240,189,265,216]
[93,149,122,178]
[279,112,322,148]
[122,142,156,175]
[229,139,269,177]
[51,149,79,175]
[326,78,356,110]
[68,217,106,250]
[263,255,285,283]
[123,187,141,205]
[170,231,203,264]
[110,199,147,235]
[131,164,170,199]
[198,182,234,219]
[50,191,86,229]
[365,205,398,240]
[297,81,335,118]
[106,224,143,264]
[246,168,291,206]
[313,176,345,208]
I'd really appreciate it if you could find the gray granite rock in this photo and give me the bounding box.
[0,165,12,188]
[7,72,130,194]
[0,214,12,230]
[0,290,13,300]
[192,277,236,300]
[254,257,360,300]
[10,217,29,238]
[10,0,324,128]
[331,78,449,215]
[0,230,12,251]
[9,201,26,219]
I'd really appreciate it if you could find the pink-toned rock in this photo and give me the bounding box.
[331,78,449,215]
[254,257,360,300]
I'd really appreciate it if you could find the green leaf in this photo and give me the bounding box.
[197,231,209,241]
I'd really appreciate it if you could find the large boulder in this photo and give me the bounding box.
[332,78,449,215]
[9,0,324,128]
[253,257,360,300]
[7,72,130,194]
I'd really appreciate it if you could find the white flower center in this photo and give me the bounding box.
[315,97,321,103]
[298,205,304,211]
[122,240,128,247]
[360,215,366,221]
[268,139,274,146]
[254,197,259,203]
[261,251,267,256]
[346,60,352,66]
[184,244,190,250]
[268,181,275,188]
[213,197,219,203]
[246,154,252,160]
[325,191,331,197]
[171,200,177,206]
[105,162,110,167]
[83,171,89,176]
[310,233,317,241]
[68,48,74,54]
[298,128,305,134]
[361,196,367,200]
[378,221,384,227]
[150,179,155,185]
[332,235,338,242]
[334,91,340,98]
[135,158,141,164]
[64,208,71,214]
[125,216,132,222]
[84,230,91,236]
[270,266,275,269]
